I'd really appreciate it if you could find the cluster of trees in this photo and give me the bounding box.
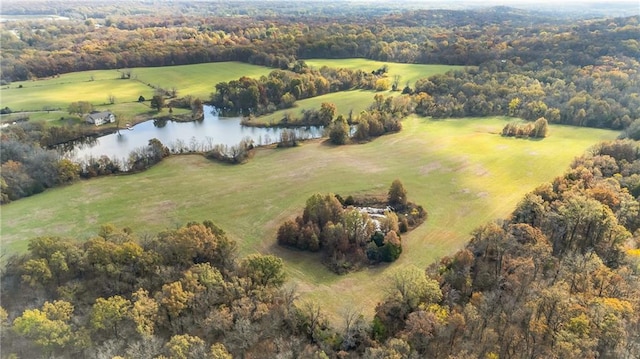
[0,221,304,358]
[351,94,411,142]
[277,180,425,273]
[294,102,337,127]
[0,122,80,203]
[502,117,549,138]
[126,138,170,172]
[67,101,94,116]
[204,137,255,164]
[210,63,385,116]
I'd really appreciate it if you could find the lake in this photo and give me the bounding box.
[69,106,326,162]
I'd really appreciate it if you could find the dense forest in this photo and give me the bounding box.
[2,140,638,358]
[2,3,639,81]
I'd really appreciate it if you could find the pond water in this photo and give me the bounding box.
[68,106,326,162]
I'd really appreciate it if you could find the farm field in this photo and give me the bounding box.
[129,62,274,100]
[0,115,618,322]
[248,90,377,125]
[304,59,463,88]
[1,72,153,113]
[0,62,274,117]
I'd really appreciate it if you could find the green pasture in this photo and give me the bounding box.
[1,72,153,112]
[304,58,463,87]
[249,90,377,125]
[0,62,273,114]
[0,116,617,322]
[0,111,71,125]
[130,62,273,100]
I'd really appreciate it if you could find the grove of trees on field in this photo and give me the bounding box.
[210,63,388,117]
[277,181,426,273]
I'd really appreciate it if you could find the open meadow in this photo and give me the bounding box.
[0,62,274,119]
[249,90,378,125]
[0,115,618,322]
[304,59,463,88]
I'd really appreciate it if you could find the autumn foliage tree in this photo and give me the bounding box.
[1,220,303,358]
[277,182,425,273]
[374,140,640,358]
[150,95,165,112]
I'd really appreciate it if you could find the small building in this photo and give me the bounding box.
[86,111,115,126]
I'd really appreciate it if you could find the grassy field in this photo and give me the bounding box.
[1,70,153,112]
[130,62,273,100]
[0,62,274,117]
[249,90,377,125]
[0,116,618,322]
[304,59,463,88]
[0,111,71,125]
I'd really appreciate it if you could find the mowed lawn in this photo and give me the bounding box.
[304,58,463,87]
[0,116,617,322]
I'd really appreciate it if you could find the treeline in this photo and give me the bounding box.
[2,6,638,85]
[277,180,426,273]
[210,62,387,116]
[408,58,640,130]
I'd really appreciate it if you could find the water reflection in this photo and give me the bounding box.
[55,136,98,153]
[67,106,326,162]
